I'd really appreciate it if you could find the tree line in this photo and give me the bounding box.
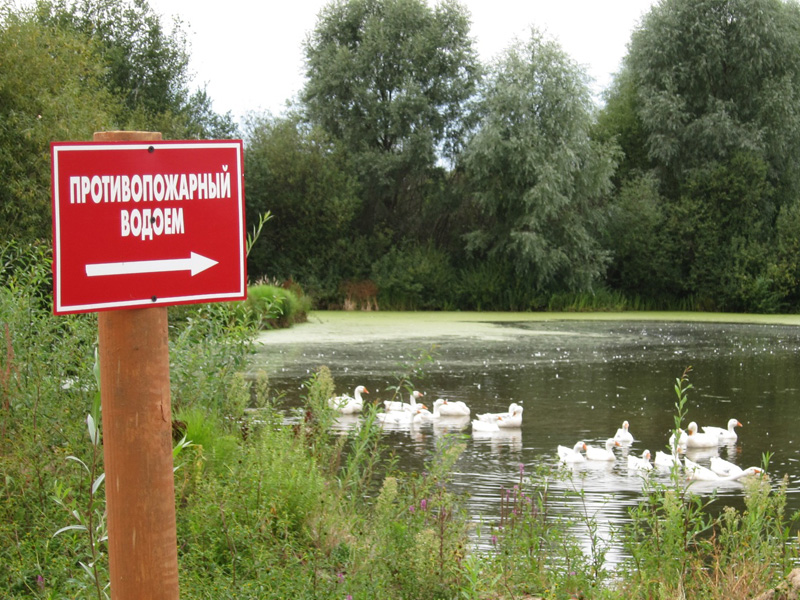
[5,0,800,312]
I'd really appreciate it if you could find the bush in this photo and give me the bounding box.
[234,283,311,329]
[371,243,457,310]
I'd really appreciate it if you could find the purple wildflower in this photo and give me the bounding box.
[491,534,498,546]
[37,575,45,591]
[409,505,416,513]
[337,572,345,584]
[420,498,428,511]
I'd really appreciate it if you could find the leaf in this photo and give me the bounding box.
[53,524,88,537]
[87,413,99,446]
[66,455,89,473]
[173,435,193,458]
[92,472,105,495]
[78,561,96,580]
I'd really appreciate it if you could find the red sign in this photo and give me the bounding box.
[51,140,247,314]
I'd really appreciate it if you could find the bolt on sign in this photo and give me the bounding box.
[51,140,247,314]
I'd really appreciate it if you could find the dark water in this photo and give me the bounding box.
[252,314,800,559]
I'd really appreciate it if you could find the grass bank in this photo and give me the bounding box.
[1,241,798,599]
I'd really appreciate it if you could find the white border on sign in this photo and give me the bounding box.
[52,141,247,314]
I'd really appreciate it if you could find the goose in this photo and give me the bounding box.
[614,420,634,444]
[384,390,425,412]
[328,385,368,414]
[497,405,523,428]
[684,457,762,482]
[477,403,520,422]
[685,421,720,448]
[586,438,620,461]
[668,428,688,450]
[627,450,653,471]
[655,450,681,469]
[423,399,454,421]
[408,407,434,424]
[709,456,744,477]
[558,441,587,464]
[378,406,429,425]
[437,398,471,417]
[702,418,742,442]
[471,416,503,432]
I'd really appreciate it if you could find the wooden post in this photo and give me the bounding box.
[95,131,180,599]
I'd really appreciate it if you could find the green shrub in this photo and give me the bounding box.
[235,283,311,329]
[371,243,456,310]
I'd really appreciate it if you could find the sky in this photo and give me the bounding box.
[145,0,659,122]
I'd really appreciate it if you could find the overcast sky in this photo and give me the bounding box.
[144,0,657,121]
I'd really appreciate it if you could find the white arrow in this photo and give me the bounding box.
[85,252,218,277]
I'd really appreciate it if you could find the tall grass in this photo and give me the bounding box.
[2,239,799,599]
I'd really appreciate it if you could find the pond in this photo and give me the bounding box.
[251,311,800,561]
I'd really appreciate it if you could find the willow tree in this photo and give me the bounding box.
[602,0,800,311]
[462,29,618,296]
[302,0,480,238]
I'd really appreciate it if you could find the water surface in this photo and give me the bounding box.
[252,311,800,557]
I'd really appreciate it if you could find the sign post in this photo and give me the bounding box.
[51,130,247,598]
[95,130,178,600]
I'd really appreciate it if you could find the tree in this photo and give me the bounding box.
[243,112,362,303]
[601,0,800,310]
[302,0,480,236]
[41,0,237,138]
[462,29,618,295]
[625,0,800,196]
[0,3,118,242]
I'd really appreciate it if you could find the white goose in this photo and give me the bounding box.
[709,456,744,477]
[627,450,653,471]
[497,404,523,428]
[586,438,620,461]
[655,449,681,469]
[471,415,502,432]
[437,398,471,417]
[328,385,368,414]
[614,420,634,444]
[685,421,720,448]
[684,457,762,482]
[668,428,688,450]
[384,390,425,412]
[702,418,742,442]
[378,406,429,426]
[558,441,587,464]
[477,403,520,422]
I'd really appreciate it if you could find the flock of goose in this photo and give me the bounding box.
[328,387,764,485]
[559,418,764,484]
[327,386,523,432]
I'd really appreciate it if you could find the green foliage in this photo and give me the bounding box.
[602,173,678,302]
[0,0,234,244]
[0,4,118,242]
[235,283,311,330]
[463,28,618,295]
[371,243,456,309]
[673,153,780,311]
[243,112,363,298]
[627,0,800,188]
[3,264,800,599]
[600,0,800,312]
[0,241,104,597]
[168,302,254,416]
[173,406,240,474]
[303,0,480,237]
[474,464,617,599]
[354,436,470,599]
[41,0,237,139]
